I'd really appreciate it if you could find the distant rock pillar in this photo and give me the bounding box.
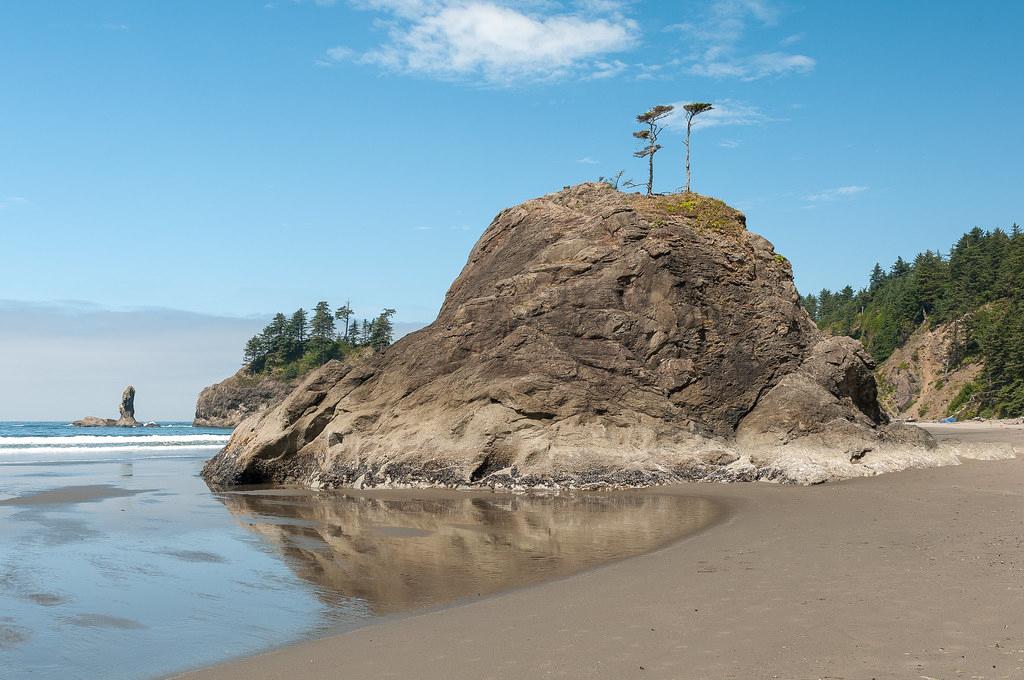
[117,385,138,426]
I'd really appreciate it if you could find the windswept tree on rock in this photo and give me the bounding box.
[682,102,713,193]
[633,104,674,196]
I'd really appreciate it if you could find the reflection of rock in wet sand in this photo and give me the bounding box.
[214,490,722,614]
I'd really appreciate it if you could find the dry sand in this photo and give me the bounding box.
[176,423,1024,680]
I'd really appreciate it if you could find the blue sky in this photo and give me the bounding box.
[3,0,1021,419]
[1,1,1022,322]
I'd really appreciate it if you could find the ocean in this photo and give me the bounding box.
[0,422,719,680]
[0,421,231,464]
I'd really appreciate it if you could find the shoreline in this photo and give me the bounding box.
[174,422,1024,680]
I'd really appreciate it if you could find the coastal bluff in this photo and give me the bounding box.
[203,184,1010,489]
[194,369,296,428]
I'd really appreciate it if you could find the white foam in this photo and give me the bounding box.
[0,444,225,456]
[0,434,230,446]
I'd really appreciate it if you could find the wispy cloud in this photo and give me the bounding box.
[0,196,28,210]
[329,1,638,85]
[576,156,599,165]
[586,59,627,80]
[803,185,869,203]
[316,45,355,65]
[670,0,815,80]
[718,139,740,148]
[102,22,130,31]
[664,100,773,130]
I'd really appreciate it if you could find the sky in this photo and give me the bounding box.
[1,1,1022,418]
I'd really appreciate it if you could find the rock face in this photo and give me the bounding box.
[73,385,140,427]
[203,184,990,489]
[193,369,296,428]
[117,385,138,426]
[875,319,980,420]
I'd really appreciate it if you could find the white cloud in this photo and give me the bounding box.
[587,59,627,80]
[689,51,814,79]
[664,100,772,130]
[671,0,814,80]
[575,0,633,13]
[780,32,804,45]
[345,1,638,85]
[718,139,740,148]
[576,156,599,164]
[317,45,355,65]
[804,185,869,202]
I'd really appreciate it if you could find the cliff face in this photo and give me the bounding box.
[203,184,977,489]
[193,369,296,428]
[876,320,980,420]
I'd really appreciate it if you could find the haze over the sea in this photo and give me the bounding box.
[0,301,423,420]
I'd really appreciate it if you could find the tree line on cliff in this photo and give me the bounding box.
[243,302,396,378]
[802,224,1024,417]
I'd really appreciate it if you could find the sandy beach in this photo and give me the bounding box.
[176,422,1024,680]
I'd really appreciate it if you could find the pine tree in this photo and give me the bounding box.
[310,301,336,341]
[243,336,264,368]
[681,102,713,193]
[632,105,674,196]
[869,263,886,291]
[288,309,307,360]
[368,308,397,352]
[265,313,289,359]
[334,302,353,342]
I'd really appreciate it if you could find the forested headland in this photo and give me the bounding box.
[802,224,1024,418]
[242,301,396,379]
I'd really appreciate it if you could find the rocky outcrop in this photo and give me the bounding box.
[193,369,296,428]
[876,319,980,420]
[203,184,999,489]
[73,385,140,427]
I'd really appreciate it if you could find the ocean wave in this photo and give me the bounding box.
[0,444,225,456]
[0,434,230,447]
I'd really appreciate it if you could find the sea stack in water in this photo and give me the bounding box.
[73,385,140,427]
[203,184,976,489]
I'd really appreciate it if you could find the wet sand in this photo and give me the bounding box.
[178,423,1024,680]
[0,457,721,680]
[0,483,146,506]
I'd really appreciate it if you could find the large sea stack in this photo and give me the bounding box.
[203,184,1005,488]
